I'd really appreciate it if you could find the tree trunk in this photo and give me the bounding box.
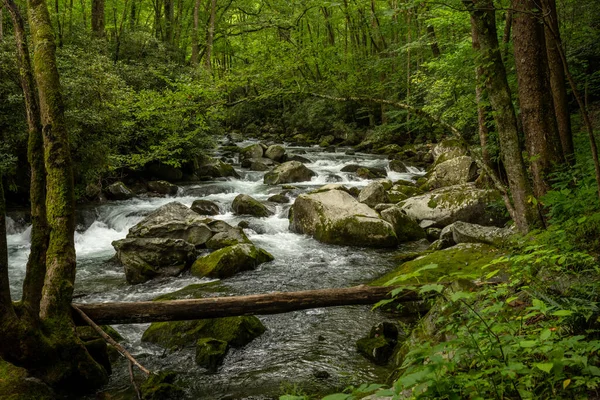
[3,0,49,318]
[129,0,136,30]
[0,179,13,317]
[463,0,541,232]
[191,0,199,66]
[471,18,491,168]
[73,285,426,325]
[0,7,3,42]
[427,25,441,57]
[91,0,104,37]
[542,0,574,161]
[205,0,216,71]
[512,0,564,199]
[163,0,173,45]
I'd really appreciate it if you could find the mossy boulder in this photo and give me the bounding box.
[152,282,227,301]
[140,371,184,400]
[147,181,178,195]
[389,160,408,173]
[340,164,387,179]
[356,322,399,365]
[106,181,134,200]
[191,244,274,279]
[196,157,240,179]
[127,202,213,246]
[264,161,316,185]
[289,189,398,248]
[372,243,505,286]
[358,182,388,207]
[206,227,252,250]
[240,143,264,160]
[112,238,196,284]
[380,206,426,243]
[265,144,287,162]
[0,360,55,400]
[431,139,468,163]
[390,183,423,198]
[427,156,478,189]
[191,199,220,216]
[443,221,514,247]
[141,316,266,350]
[268,194,290,203]
[231,194,273,217]
[400,183,505,228]
[195,338,229,371]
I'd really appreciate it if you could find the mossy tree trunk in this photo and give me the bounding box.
[462,0,541,233]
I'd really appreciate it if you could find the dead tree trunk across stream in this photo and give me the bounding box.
[72,285,429,326]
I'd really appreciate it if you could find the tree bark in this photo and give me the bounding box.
[512,0,564,198]
[205,0,216,71]
[542,0,574,161]
[427,25,441,58]
[91,0,104,37]
[471,17,491,168]
[163,0,173,45]
[463,0,541,232]
[0,7,3,42]
[191,0,199,66]
[3,0,49,318]
[0,180,13,317]
[73,285,427,325]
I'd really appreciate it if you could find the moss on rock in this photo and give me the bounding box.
[0,360,55,400]
[195,338,229,371]
[191,244,274,279]
[140,371,184,400]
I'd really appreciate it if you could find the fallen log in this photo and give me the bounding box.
[72,285,428,325]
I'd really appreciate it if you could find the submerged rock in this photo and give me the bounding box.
[191,244,274,279]
[127,202,213,246]
[400,183,505,228]
[356,322,399,365]
[106,181,134,200]
[289,189,397,248]
[142,316,266,351]
[112,238,196,284]
[140,371,185,400]
[195,338,229,371]
[263,161,316,185]
[232,194,273,217]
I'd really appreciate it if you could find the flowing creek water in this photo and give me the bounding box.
[6,143,425,399]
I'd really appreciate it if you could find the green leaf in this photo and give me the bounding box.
[450,291,473,302]
[321,394,351,400]
[534,363,553,373]
[552,310,574,317]
[419,284,445,294]
[485,269,500,279]
[540,329,552,341]
[505,296,519,304]
[519,340,538,348]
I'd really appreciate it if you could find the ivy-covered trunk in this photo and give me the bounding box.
[463,0,541,233]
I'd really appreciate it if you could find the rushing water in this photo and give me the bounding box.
[6,144,425,399]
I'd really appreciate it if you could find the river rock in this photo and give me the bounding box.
[147,180,178,195]
[142,315,266,351]
[232,194,273,217]
[206,227,252,250]
[356,322,398,365]
[127,202,213,246]
[432,139,468,163]
[389,160,408,173]
[197,157,240,179]
[195,338,229,371]
[268,194,290,203]
[249,159,272,171]
[191,199,220,216]
[289,189,397,248]
[265,144,287,162]
[427,156,478,189]
[240,144,264,160]
[380,206,426,243]
[340,164,387,179]
[443,221,513,247]
[112,238,196,284]
[263,161,316,185]
[400,183,504,228]
[106,181,134,200]
[289,154,312,164]
[358,182,388,207]
[0,360,55,400]
[191,244,274,279]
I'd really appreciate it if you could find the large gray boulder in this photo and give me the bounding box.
[264,144,287,162]
[147,180,178,195]
[442,221,513,247]
[358,182,388,207]
[380,206,426,243]
[232,194,273,217]
[431,139,468,164]
[400,183,504,228]
[106,181,134,200]
[196,157,240,179]
[427,156,478,189]
[112,238,196,284]
[191,199,220,216]
[206,227,252,250]
[289,189,397,248]
[264,161,316,185]
[127,202,213,246]
[240,144,264,160]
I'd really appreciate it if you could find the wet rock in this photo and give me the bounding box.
[127,202,213,246]
[356,322,399,365]
[357,167,387,180]
[147,163,184,181]
[195,338,229,371]
[289,189,397,248]
[240,144,264,160]
[142,316,266,351]
[377,179,393,190]
[380,206,427,243]
[140,371,185,400]
[191,199,220,216]
[443,221,513,247]
[196,157,240,179]
[325,145,336,153]
[237,220,250,229]
[268,194,290,203]
[325,174,343,183]
[400,183,505,228]
[289,154,312,164]
[206,227,252,250]
[112,238,196,284]
[345,149,356,155]
[249,160,271,171]
[389,160,408,173]
[387,191,408,203]
[390,183,423,198]
[313,370,330,379]
[264,161,316,185]
[191,244,274,279]
[106,181,134,200]
[265,144,287,162]
[232,194,273,217]
[147,180,178,195]
[0,360,55,399]
[427,156,478,189]
[426,227,442,242]
[358,182,388,207]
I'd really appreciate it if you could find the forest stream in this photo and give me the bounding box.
[6,142,425,399]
